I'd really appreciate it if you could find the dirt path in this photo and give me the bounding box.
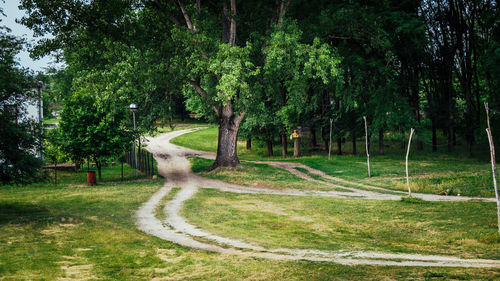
[136,129,500,268]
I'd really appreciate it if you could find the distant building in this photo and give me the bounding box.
[1,88,43,159]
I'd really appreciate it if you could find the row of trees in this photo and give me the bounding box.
[19,0,499,169]
[0,7,43,184]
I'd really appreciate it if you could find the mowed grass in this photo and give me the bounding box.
[183,189,500,260]
[190,157,351,192]
[172,128,495,197]
[147,121,213,136]
[4,183,499,279]
[12,163,150,188]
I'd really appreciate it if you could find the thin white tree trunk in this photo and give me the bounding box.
[406,128,415,197]
[363,116,370,177]
[485,103,500,235]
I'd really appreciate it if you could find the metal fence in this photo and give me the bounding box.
[120,145,156,178]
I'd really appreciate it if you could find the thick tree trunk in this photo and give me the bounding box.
[209,104,243,170]
[266,139,273,157]
[281,134,287,157]
[378,128,385,155]
[294,138,301,157]
[246,137,251,150]
[337,138,342,155]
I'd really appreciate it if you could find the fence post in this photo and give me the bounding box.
[406,128,415,197]
[485,102,500,235]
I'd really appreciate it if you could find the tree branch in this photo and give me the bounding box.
[176,0,196,31]
[229,0,236,45]
[189,80,219,113]
[278,0,291,25]
[148,0,182,27]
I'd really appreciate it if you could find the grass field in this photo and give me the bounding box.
[1,180,499,280]
[190,157,351,192]
[7,163,149,189]
[183,189,500,260]
[172,128,496,197]
[1,128,499,279]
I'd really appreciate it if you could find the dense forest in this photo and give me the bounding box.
[18,0,500,168]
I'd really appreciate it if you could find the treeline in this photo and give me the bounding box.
[241,0,499,157]
[0,8,44,183]
[20,0,499,167]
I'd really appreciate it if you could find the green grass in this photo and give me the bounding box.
[155,187,180,222]
[12,163,151,188]
[173,128,495,197]
[183,189,500,260]
[190,157,350,192]
[3,181,499,279]
[1,181,499,280]
[146,121,213,136]
[43,118,59,125]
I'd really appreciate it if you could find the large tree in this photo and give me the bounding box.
[0,13,43,183]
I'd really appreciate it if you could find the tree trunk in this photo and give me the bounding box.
[337,138,342,155]
[352,129,357,155]
[432,118,437,152]
[246,137,251,150]
[322,126,328,151]
[378,128,385,155]
[448,79,454,152]
[281,134,287,157]
[97,161,102,182]
[266,139,273,157]
[209,104,243,170]
[311,127,317,147]
[294,138,301,157]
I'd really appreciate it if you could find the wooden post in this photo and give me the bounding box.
[363,116,371,177]
[406,128,415,197]
[485,103,500,235]
[294,138,301,157]
[328,118,333,160]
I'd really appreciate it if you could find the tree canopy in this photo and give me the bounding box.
[19,0,500,166]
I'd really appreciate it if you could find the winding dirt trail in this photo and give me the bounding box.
[136,129,500,268]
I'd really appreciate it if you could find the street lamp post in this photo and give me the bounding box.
[130,104,138,178]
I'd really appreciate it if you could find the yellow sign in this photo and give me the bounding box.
[291,130,299,138]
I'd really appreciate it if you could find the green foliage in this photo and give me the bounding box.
[0,23,43,184]
[59,88,133,167]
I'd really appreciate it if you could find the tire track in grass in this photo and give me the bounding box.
[135,129,500,268]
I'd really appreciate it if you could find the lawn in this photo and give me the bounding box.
[172,128,496,197]
[183,189,500,261]
[146,120,214,136]
[8,162,151,189]
[190,157,351,192]
[43,118,60,125]
[1,181,499,280]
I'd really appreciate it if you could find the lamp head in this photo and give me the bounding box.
[129,103,138,112]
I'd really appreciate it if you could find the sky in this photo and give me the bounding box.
[2,0,63,73]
